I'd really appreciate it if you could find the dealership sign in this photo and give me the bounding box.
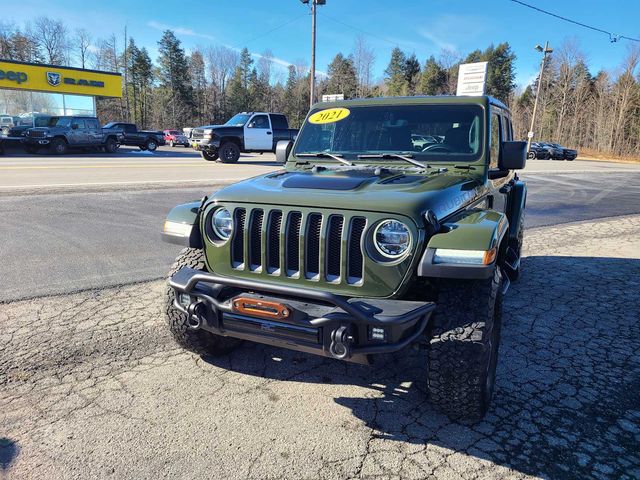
[456,61,488,96]
[0,60,122,98]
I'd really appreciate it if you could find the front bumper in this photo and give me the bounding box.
[193,139,220,151]
[169,267,436,364]
[23,137,51,146]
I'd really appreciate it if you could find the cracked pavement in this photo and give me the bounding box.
[1,215,639,479]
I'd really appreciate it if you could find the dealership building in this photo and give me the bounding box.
[0,59,122,134]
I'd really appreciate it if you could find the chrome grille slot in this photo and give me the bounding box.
[348,217,366,283]
[267,210,283,273]
[286,212,302,276]
[305,213,323,279]
[326,215,344,281]
[249,209,264,271]
[232,208,246,267]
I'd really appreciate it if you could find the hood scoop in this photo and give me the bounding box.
[281,171,375,190]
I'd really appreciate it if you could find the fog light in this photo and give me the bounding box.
[178,293,190,306]
[370,327,386,341]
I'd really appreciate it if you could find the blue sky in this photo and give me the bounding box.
[6,0,640,88]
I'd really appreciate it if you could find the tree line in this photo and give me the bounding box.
[1,17,639,157]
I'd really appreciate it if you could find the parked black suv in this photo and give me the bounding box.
[23,116,124,154]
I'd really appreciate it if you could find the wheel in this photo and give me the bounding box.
[165,248,242,356]
[427,267,504,421]
[104,137,119,154]
[170,140,175,147]
[218,142,240,163]
[50,138,68,155]
[200,150,219,161]
[526,151,535,160]
[145,139,158,151]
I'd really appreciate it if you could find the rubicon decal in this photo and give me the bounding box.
[0,69,28,84]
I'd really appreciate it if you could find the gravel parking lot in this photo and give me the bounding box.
[2,214,639,479]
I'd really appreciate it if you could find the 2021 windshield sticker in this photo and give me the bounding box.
[308,107,351,124]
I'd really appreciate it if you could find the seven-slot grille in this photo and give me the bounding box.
[28,130,45,138]
[230,208,366,285]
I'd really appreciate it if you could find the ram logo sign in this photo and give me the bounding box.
[46,72,61,87]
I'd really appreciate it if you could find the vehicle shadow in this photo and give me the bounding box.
[204,255,640,479]
[0,438,19,472]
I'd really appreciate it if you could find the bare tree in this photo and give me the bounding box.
[205,45,239,121]
[75,28,92,69]
[32,17,69,65]
[257,49,274,85]
[351,35,375,97]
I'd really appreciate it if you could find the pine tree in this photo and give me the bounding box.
[326,53,358,98]
[419,56,448,95]
[404,54,421,95]
[157,30,193,126]
[385,47,408,96]
[227,47,254,113]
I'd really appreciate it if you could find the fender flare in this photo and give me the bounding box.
[418,209,508,279]
[161,201,204,248]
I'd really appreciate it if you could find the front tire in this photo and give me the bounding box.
[527,151,535,160]
[164,248,241,356]
[200,150,219,161]
[50,138,68,155]
[218,142,240,163]
[427,268,504,421]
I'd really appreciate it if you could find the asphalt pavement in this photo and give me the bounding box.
[2,215,639,479]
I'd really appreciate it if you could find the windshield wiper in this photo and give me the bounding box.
[357,153,427,169]
[296,152,355,166]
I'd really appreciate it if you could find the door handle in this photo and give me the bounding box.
[266,131,272,135]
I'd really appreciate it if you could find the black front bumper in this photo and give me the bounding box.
[169,267,436,364]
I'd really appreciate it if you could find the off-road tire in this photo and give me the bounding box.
[50,138,68,155]
[201,150,219,161]
[145,139,158,151]
[218,142,240,163]
[427,267,504,421]
[105,137,119,154]
[164,248,241,356]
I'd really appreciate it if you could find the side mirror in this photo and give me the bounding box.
[499,141,527,170]
[276,140,293,164]
[71,124,79,130]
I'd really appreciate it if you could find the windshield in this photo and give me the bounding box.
[294,104,483,162]
[224,113,251,127]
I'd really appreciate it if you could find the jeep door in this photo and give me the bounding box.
[487,108,512,213]
[70,118,89,145]
[85,118,102,145]
[244,114,273,150]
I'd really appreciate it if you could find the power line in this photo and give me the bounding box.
[229,13,308,51]
[317,12,401,48]
[510,0,640,43]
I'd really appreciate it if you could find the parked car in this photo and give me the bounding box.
[161,95,527,421]
[2,115,57,141]
[538,142,565,160]
[191,112,298,162]
[163,129,190,147]
[527,142,551,160]
[22,116,124,154]
[103,122,165,151]
[547,142,577,161]
[1,115,16,128]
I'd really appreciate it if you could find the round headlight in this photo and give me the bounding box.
[374,220,411,258]
[211,208,233,240]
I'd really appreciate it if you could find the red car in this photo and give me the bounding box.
[163,129,190,147]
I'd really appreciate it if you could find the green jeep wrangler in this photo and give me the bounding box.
[162,95,527,420]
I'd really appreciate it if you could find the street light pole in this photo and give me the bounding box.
[527,41,553,152]
[310,0,317,108]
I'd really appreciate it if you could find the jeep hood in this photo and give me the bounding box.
[212,168,485,221]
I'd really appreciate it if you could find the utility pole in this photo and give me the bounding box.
[527,41,553,152]
[302,0,325,108]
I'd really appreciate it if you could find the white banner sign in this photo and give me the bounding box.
[321,93,344,102]
[456,61,488,96]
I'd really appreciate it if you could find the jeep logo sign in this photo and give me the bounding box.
[46,72,61,86]
[0,69,28,84]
